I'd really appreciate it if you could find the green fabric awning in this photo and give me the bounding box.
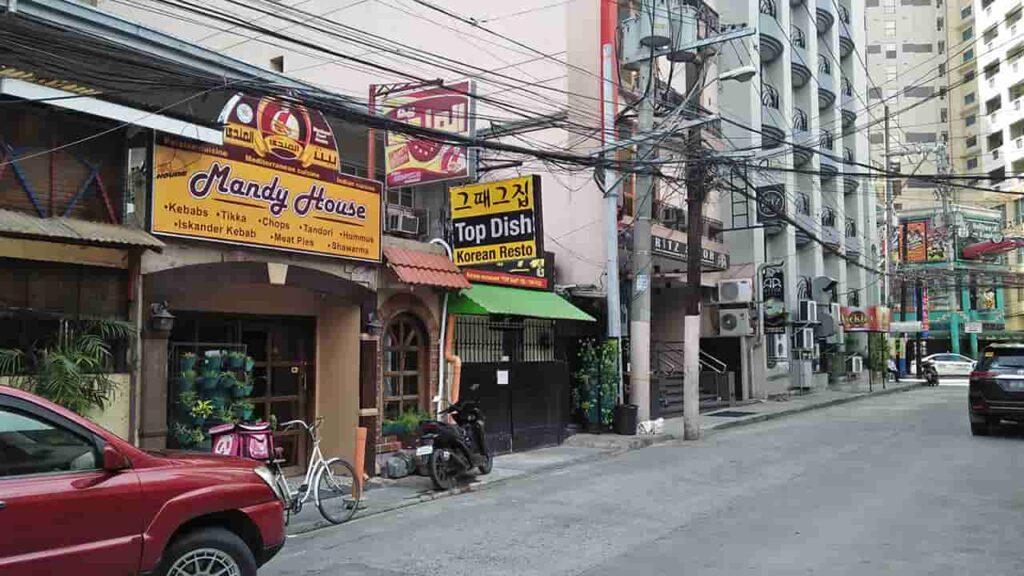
[448,284,596,322]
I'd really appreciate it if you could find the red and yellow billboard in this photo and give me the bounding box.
[841,306,892,332]
[151,94,382,263]
[376,82,475,187]
[904,221,927,263]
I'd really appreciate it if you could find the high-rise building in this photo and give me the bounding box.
[718,0,877,393]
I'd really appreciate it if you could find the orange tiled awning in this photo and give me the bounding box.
[383,246,470,290]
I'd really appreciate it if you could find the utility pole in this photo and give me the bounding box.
[682,119,704,440]
[601,41,624,401]
[883,105,893,310]
[629,59,654,423]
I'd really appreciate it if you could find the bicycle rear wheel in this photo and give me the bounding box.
[315,458,361,524]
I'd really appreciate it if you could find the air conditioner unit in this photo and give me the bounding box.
[794,327,815,350]
[718,308,753,336]
[386,207,421,236]
[798,300,818,324]
[848,356,864,374]
[768,333,789,359]
[718,279,754,304]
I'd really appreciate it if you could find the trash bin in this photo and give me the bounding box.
[613,404,638,435]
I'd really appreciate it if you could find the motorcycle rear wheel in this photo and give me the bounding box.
[478,453,493,475]
[428,451,457,491]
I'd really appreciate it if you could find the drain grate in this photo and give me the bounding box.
[707,410,757,418]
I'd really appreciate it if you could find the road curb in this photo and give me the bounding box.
[703,383,922,434]
[288,383,921,537]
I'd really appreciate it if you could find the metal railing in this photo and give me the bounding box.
[841,76,853,97]
[818,54,832,76]
[820,129,835,150]
[838,4,850,24]
[845,217,857,237]
[654,342,728,375]
[797,193,811,215]
[821,207,837,227]
[762,83,780,109]
[760,0,778,17]
[843,146,854,162]
[792,25,806,48]
[794,108,809,131]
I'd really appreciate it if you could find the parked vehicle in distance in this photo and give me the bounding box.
[969,344,1024,436]
[0,385,285,575]
[922,353,976,378]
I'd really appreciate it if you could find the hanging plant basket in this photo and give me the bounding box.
[180,353,197,373]
[204,351,223,372]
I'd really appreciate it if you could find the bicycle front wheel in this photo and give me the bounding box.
[315,458,361,524]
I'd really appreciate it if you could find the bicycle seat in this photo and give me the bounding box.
[275,446,285,459]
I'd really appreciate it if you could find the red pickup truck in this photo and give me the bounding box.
[0,385,285,576]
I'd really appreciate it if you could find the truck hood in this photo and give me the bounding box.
[144,450,259,470]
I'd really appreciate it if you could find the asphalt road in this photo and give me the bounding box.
[264,387,1024,576]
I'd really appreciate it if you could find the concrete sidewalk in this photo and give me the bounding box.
[286,445,606,536]
[565,379,920,448]
[287,379,920,536]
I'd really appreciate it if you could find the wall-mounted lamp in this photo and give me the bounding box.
[149,301,175,334]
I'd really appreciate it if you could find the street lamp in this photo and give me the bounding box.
[149,301,175,334]
[716,65,757,84]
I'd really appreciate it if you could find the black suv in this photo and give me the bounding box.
[969,344,1024,436]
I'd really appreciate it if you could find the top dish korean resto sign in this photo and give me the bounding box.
[375,81,475,187]
[151,94,382,263]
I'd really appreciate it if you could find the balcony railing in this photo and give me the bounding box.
[792,25,806,48]
[797,194,811,216]
[794,108,808,131]
[818,54,832,75]
[821,207,837,228]
[841,77,853,97]
[820,129,835,150]
[838,4,850,24]
[843,146,854,162]
[845,218,857,237]
[760,0,778,17]
[762,83,781,109]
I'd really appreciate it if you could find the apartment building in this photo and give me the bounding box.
[717,0,877,394]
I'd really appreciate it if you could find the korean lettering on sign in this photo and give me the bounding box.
[449,175,543,267]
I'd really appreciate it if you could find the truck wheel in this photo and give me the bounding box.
[160,526,257,576]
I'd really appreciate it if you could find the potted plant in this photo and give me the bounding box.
[180,352,197,373]
[200,369,220,392]
[172,422,195,446]
[190,399,214,426]
[572,339,618,431]
[190,427,208,449]
[219,371,238,392]
[381,418,407,437]
[179,369,197,393]
[203,350,223,372]
[244,355,255,372]
[179,390,198,410]
[232,400,255,421]
[0,318,134,415]
[226,351,246,369]
[231,374,254,398]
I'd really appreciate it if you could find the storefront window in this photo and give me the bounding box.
[382,314,427,421]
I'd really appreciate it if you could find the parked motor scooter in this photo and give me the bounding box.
[415,393,492,490]
[923,363,940,386]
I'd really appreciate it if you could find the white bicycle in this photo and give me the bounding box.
[269,417,361,525]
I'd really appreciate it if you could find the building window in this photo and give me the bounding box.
[884,0,896,13]
[387,187,415,209]
[939,63,946,76]
[382,314,428,422]
[269,56,285,72]
[938,41,945,54]
[967,157,979,170]
[885,21,897,36]
[941,108,948,122]
[965,92,976,105]
[885,43,897,58]
[966,114,976,125]
[937,17,944,30]
[964,69,976,82]
[967,135,978,147]
[983,25,998,44]
[963,48,974,62]
[962,26,973,41]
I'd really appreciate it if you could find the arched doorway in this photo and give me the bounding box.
[382,313,428,422]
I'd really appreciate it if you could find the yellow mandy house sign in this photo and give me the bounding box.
[152,94,382,263]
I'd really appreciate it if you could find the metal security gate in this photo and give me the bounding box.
[455,316,569,453]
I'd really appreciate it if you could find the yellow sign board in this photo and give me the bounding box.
[448,175,542,267]
[151,94,381,262]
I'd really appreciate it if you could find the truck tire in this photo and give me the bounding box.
[159,526,257,576]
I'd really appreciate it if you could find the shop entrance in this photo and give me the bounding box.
[169,313,316,471]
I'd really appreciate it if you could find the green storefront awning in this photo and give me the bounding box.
[448,284,596,322]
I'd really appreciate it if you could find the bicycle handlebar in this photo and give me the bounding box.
[278,416,325,434]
